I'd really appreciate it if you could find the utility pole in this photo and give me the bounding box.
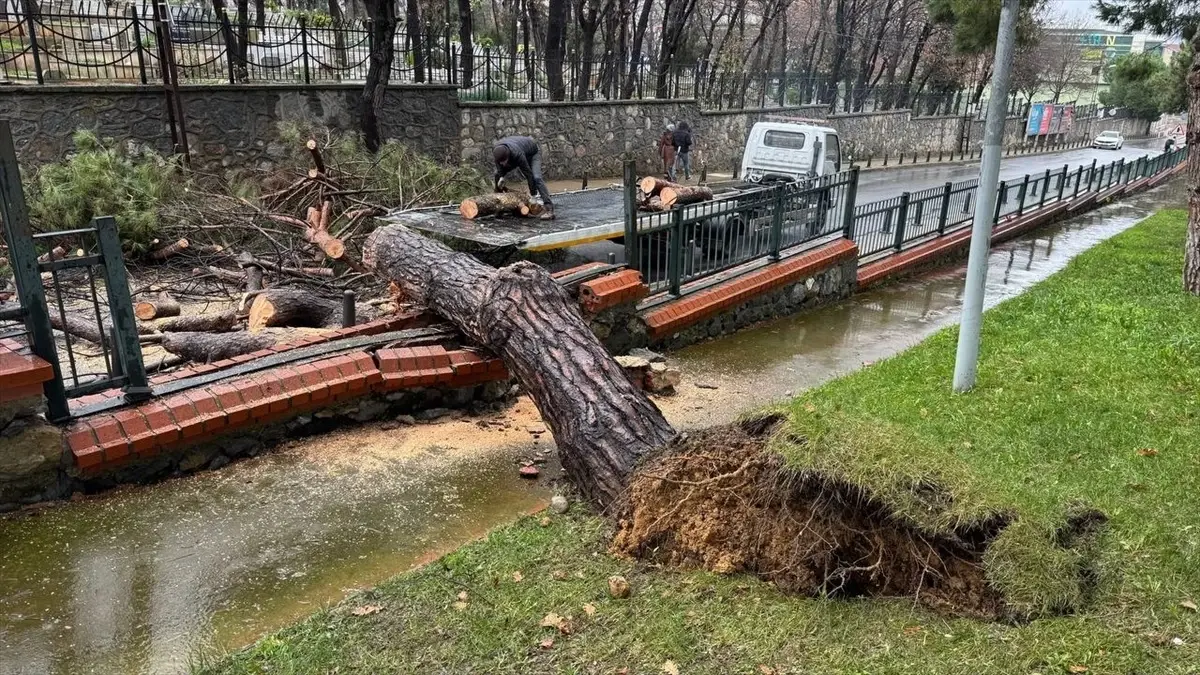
[952,0,1020,393]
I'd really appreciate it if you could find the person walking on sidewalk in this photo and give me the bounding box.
[657,123,676,178]
[671,121,693,182]
[493,135,555,220]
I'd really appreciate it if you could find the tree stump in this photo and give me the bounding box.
[364,220,677,508]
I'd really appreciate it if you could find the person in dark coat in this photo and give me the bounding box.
[672,121,693,181]
[493,136,555,220]
[658,123,676,178]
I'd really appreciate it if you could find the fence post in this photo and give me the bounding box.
[299,16,311,84]
[485,47,492,99]
[668,209,683,297]
[622,159,638,267]
[130,5,148,85]
[993,180,1007,223]
[1036,169,1049,208]
[1016,174,1029,216]
[1088,158,1097,191]
[768,186,784,260]
[937,181,952,235]
[842,166,859,240]
[1058,164,1067,200]
[0,122,68,420]
[21,0,44,84]
[1073,166,1082,198]
[892,192,910,252]
[94,216,151,401]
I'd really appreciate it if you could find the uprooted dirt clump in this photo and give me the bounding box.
[611,415,1012,619]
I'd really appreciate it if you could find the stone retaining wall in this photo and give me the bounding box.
[0,83,1152,181]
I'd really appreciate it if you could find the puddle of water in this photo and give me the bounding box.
[0,406,558,675]
[663,182,1187,425]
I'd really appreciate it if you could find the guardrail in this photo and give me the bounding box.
[625,145,1188,300]
[853,146,1187,259]
[625,167,856,295]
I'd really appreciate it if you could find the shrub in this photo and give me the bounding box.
[27,130,183,256]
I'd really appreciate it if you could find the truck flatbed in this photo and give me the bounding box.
[382,181,747,252]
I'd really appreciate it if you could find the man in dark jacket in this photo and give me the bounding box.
[493,136,555,220]
[671,121,693,181]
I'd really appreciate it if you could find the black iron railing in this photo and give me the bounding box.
[0,120,149,421]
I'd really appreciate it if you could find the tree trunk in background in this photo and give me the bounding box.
[361,0,397,152]
[575,0,601,99]
[365,222,677,508]
[235,0,250,81]
[622,0,652,98]
[545,0,569,99]
[1185,35,1200,294]
[406,0,424,82]
[329,0,348,70]
[457,0,473,87]
[897,20,931,109]
[254,0,264,30]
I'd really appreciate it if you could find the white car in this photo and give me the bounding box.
[1093,130,1124,150]
[740,119,843,183]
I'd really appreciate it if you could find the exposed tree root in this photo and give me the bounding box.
[612,414,1016,619]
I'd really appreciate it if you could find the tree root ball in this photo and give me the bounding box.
[610,414,1011,619]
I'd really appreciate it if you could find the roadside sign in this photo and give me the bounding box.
[1027,103,1044,136]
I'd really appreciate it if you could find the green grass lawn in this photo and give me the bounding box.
[202,210,1200,674]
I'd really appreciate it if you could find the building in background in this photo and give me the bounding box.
[1038,28,1170,104]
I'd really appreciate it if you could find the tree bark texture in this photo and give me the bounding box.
[161,331,279,363]
[154,310,240,333]
[458,0,474,87]
[1186,37,1200,294]
[545,0,569,100]
[361,0,398,152]
[364,221,677,508]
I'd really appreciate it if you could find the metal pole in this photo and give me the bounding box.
[952,0,1019,393]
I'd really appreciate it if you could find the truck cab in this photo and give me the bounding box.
[740,120,842,184]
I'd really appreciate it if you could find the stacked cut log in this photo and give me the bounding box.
[247,288,375,332]
[635,177,713,212]
[134,294,181,321]
[459,192,544,220]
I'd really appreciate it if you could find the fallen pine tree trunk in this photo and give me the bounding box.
[661,184,714,207]
[364,220,677,508]
[49,313,155,345]
[460,192,534,220]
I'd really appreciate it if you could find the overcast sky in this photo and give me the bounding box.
[1045,0,1109,29]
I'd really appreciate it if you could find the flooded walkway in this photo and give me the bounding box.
[0,183,1183,674]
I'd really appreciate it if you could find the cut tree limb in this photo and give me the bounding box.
[660,185,714,207]
[154,310,239,333]
[641,196,668,212]
[459,192,533,220]
[134,294,181,321]
[306,138,327,175]
[150,238,190,260]
[49,313,155,345]
[364,221,677,508]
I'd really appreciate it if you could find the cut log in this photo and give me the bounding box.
[660,185,714,207]
[640,196,669,212]
[149,238,190,260]
[198,266,246,285]
[134,294,181,321]
[519,201,546,217]
[639,176,681,196]
[364,221,677,508]
[459,192,531,220]
[154,310,239,333]
[160,331,279,363]
[247,288,372,331]
[37,246,67,264]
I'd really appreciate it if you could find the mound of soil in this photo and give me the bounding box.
[611,415,1011,619]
